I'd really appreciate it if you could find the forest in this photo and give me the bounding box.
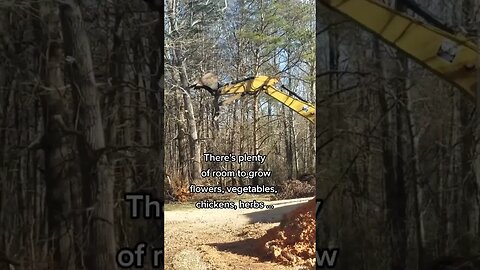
[163,0,316,269]
[0,0,164,269]
[2,0,480,269]
[0,0,317,269]
[317,0,480,269]
[164,0,316,192]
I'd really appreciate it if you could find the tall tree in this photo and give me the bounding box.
[59,1,117,269]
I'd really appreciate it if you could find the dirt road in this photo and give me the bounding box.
[164,197,313,270]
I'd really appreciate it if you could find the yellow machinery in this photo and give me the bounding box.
[195,1,479,121]
[212,75,316,123]
[320,0,479,100]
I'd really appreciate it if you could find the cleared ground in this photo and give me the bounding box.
[164,197,313,270]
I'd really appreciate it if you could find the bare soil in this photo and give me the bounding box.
[164,197,313,270]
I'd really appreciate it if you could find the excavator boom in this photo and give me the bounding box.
[320,0,478,100]
[219,76,316,123]
[194,2,477,127]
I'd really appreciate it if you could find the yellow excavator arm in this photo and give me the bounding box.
[217,76,316,123]
[320,0,478,100]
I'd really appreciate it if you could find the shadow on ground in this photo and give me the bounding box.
[210,238,266,259]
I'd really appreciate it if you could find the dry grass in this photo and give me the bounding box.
[276,180,315,200]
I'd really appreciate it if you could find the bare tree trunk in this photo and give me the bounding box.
[175,90,189,182]
[287,76,299,177]
[472,4,480,238]
[405,65,425,269]
[42,41,79,270]
[456,0,477,253]
[376,32,408,269]
[146,8,165,200]
[252,93,261,185]
[183,90,202,181]
[308,64,316,173]
[179,66,202,181]
[283,106,294,179]
[31,2,80,268]
[59,1,117,269]
[166,0,202,182]
[230,101,239,185]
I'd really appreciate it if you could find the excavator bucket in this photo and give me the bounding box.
[190,72,221,94]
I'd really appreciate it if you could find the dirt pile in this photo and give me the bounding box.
[256,198,316,269]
